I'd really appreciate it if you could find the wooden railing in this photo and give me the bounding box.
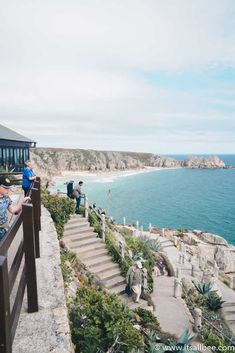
[0,177,41,353]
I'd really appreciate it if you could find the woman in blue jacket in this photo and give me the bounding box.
[22,160,37,196]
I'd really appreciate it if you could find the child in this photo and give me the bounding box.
[0,177,30,241]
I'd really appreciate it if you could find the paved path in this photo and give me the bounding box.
[153,275,193,337]
[148,232,235,336]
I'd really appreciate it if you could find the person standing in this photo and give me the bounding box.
[0,177,30,241]
[126,261,143,303]
[73,181,84,214]
[66,180,74,199]
[22,160,37,196]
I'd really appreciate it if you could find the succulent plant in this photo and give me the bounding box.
[193,281,213,296]
[139,235,163,252]
[207,292,225,311]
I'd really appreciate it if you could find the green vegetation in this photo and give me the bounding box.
[193,281,225,310]
[122,234,155,291]
[69,285,144,353]
[139,235,163,252]
[41,191,74,237]
[88,210,102,237]
[182,284,233,349]
[143,329,198,353]
[207,292,225,311]
[134,308,160,331]
[193,281,213,296]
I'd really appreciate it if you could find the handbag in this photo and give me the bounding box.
[125,284,133,297]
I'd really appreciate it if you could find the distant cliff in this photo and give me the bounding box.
[30,148,226,179]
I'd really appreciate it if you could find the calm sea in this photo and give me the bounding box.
[54,155,235,245]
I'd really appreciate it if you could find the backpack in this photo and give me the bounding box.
[67,182,75,199]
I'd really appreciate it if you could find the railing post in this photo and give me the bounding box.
[194,308,202,332]
[101,214,106,242]
[84,196,88,219]
[149,223,152,233]
[176,267,182,278]
[34,178,41,231]
[119,240,125,259]
[0,256,12,353]
[22,204,38,313]
[31,188,40,258]
[174,278,181,298]
[136,220,139,230]
[123,217,126,226]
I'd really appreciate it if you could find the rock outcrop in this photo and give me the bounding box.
[30,148,226,178]
[183,156,225,168]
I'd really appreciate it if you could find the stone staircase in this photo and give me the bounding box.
[222,302,235,334]
[63,214,152,311]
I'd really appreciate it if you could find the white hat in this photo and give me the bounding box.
[136,261,142,269]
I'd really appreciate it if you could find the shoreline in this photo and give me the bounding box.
[52,166,181,184]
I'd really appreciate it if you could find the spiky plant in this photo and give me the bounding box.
[193,281,213,296]
[139,236,163,252]
[207,292,225,311]
[145,330,198,353]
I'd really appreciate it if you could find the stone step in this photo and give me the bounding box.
[69,237,102,249]
[98,267,122,280]
[67,232,98,242]
[85,255,113,268]
[104,275,126,289]
[92,262,119,275]
[160,240,173,245]
[162,244,175,249]
[109,283,126,295]
[223,302,235,307]
[64,222,90,232]
[79,247,108,260]
[68,215,86,222]
[66,214,87,221]
[223,308,235,314]
[75,242,106,255]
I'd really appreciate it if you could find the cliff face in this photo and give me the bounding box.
[30,147,225,178]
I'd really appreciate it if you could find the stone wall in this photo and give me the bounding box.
[13,207,74,353]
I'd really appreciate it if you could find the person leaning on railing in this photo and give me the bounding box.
[0,177,30,241]
[22,160,37,196]
[73,180,84,214]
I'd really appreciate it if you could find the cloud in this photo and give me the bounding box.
[0,0,234,153]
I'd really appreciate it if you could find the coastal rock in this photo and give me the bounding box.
[183,156,225,169]
[197,232,229,246]
[215,247,235,273]
[30,148,226,179]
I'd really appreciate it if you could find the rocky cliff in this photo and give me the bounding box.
[30,147,225,178]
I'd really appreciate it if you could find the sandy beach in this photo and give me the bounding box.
[53,166,180,185]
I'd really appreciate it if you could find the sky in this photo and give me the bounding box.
[0,0,235,154]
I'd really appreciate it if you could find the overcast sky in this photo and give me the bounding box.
[0,0,235,154]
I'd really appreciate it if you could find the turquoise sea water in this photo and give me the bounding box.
[54,155,235,245]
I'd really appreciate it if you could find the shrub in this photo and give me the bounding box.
[105,232,132,278]
[41,191,74,237]
[134,308,160,331]
[201,323,231,352]
[139,235,163,252]
[88,210,102,237]
[69,285,144,353]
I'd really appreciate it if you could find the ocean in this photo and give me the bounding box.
[53,154,235,245]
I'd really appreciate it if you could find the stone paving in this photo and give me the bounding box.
[12,207,74,353]
[153,275,193,337]
[147,231,235,336]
